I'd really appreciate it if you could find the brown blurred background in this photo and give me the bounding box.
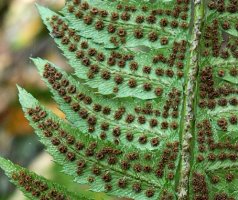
[0,0,123,199]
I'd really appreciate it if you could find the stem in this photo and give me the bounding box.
[177,1,204,199]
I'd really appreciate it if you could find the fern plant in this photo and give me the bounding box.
[1,0,238,199]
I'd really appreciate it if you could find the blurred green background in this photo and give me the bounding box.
[0,0,127,199]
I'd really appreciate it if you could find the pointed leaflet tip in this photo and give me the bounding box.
[36,3,58,21]
[0,157,15,175]
[17,87,39,110]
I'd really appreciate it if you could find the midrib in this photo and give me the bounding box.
[177,1,205,199]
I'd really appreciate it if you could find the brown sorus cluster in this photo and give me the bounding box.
[155,141,179,179]
[214,193,235,200]
[199,66,238,109]
[152,40,187,78]
[208,0,238,13]
[196,119,238,163]
[192,172,209,200]
[161,190,174,200]
[161,87,181,119]
[11,171,68,200]
[202,19,238,59]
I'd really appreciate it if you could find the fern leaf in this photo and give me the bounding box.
[62,0,190,48]
[32,57,180,150]
[0,156,84,200]
[18,86,181,199]
[37,5,185,99]
[5,0,238,199]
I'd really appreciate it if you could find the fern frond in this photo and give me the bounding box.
[32,57,180,150]
[62,0,190,48]
[0,156,84,200]
[18,86,180,200]
[37,5,185,99]
[5,0,238,199]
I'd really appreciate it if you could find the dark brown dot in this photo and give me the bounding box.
[118,178,127,188]
[167,172,174,180]
[81,41,88,49]
[143,66,151,74]
[150,119,158,127]
[75,142,85,150]
[114,74,123,84]
[161,121,169,129]
[145,189,155,197]
[101,70,111,80]
[226,173,234,182]
[95,20,104,30]
[117,28,127,37]
[132,182,141,193]
[160,37,169,45]
[146,15,156,24]
[150,138,159,146]
[118,60,126,68]
[126,132,134,141]
[134,29,144,39]
[128,78,137,88]
[107,24,116,33]
[79,109,88,119]
[121,160,130,170]
[102,172,112,182]
[100,122,109,131]
[97,53,105,62]
[129,61,138,71]
[99,10,108,18]
[58,145,67,154]
[66,135,75,145]
[133,163,142,172]
[229,115,237,124]
[83,96,92,105]
[138,116,146,124]
[125,114,135,123]
[100,132,107,140]
[155,68,164,76]
[111,12,119,21]
[81,2,89,10]
[51,137,60,146]
[63,96,72,103]
[104,184,112,191]
[170,121,178,130]
[136,15,144,23]
[171,20,179,28]
[211,175,220,184]
[154,87,163,96]
[76,50,85,59]
[83,15,93,25]
[102,107,111,115]
[59,130,68,138]
[121,12,130,21]
[138,135,147,144]
[160,18,168,27]
[89,165,100,176]
[143,83,152,91]
[66,152,76,161]
[148,32,158,42]
[222,21,230,30]
[108,156,117,165]
[113,126,121,137]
